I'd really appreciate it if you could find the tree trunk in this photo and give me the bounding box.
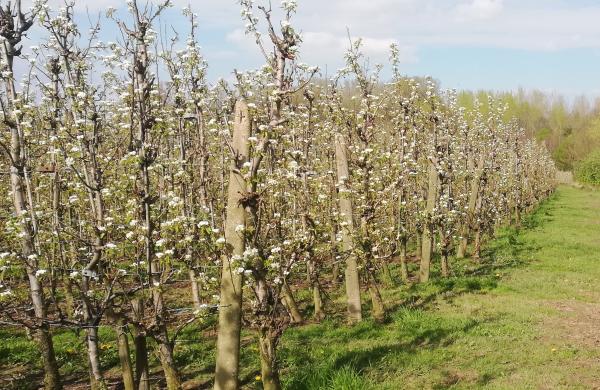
[419,162,438,283]
[132,299,149,390]
[381,262,394,287]
[258,330,282,390]
[38,323,62,390]
[158,341,181,390]
[11,126,62,389]
[214,100,251,390]
[457,236,468,259]
[331,262,340,285]
[281,281,303,324]
[64,278,75,319]
[312,283,325,321]
[86,327,107,390]
[26,269,62,390]
[441,249,449,278]
[399,237,409,282]
[367,271,385,322]
[458,157,483,259]
[473,229,482,260]
[3,11,62,389]
[150,262,182,389]
[334,134,362,323]
[416,232,422,259]
[189,268,203,310]
[116,320,135,390]
[330,224,340,286]
[308,261,325,321]
[420,227,433,282]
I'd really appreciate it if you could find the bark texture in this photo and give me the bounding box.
[419,162,438,282]
[334,134,362,323]
[214,100,251,390]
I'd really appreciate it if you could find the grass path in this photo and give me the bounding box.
[280,185,600,389]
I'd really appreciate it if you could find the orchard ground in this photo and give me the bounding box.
[2,185,599,389]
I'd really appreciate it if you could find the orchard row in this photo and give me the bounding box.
[0,1,555,389]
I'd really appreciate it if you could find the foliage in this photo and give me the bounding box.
[574,150,600,185]
[459,90,600,171]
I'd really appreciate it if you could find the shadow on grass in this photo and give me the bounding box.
[332,318,483,371]
[281,194,562,389]
[282,313,499,389]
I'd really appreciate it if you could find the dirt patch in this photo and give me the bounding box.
[539,300,600,389]
[545,300,600,349]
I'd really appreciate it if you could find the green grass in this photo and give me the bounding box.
[276,186,600,389]
[2,185,600,389]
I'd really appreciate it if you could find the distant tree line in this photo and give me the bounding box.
[458,89,600,171]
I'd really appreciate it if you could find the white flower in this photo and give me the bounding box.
[235,224,245,233]
[243,248,258,258]
[105,243,117,249]
[216,237,226,244]
[155,238,166,247]
[281,0,297,12]
[198,220,209,227]
[35,269,47,277]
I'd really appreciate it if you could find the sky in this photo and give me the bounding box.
[22,0,600,98]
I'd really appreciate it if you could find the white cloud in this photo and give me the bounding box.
[301,32,418,73]
[225,29,249,45]
[30,0,600,52]
[21,0,120,13]
[455,0,504,22]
